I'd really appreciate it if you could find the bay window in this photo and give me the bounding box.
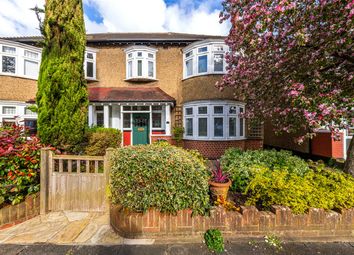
[183,41,228,79]
[183,101,245,140]
[125,46,157,80]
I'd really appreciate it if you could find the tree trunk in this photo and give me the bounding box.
[344,136,354,176]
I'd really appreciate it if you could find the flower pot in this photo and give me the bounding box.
[209,179,232,200]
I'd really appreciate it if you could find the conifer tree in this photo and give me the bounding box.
[36,0,88,151]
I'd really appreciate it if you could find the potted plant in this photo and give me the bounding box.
[209,160,232,200]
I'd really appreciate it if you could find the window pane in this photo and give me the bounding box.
[123,113,131,128]
[214,54,223,72]
[137,60,142,76]
[214,106,223,114]
[96,112,104,127]
[148,61,154,77]
[2,106,16,114]
[198,106,207,114]
[128,53,132,58]
[186,59,193,76]
[186,118,193,136]
[229,117,237,137]
[132,106,149,111]
[198,46,207,53]
[198,55,207,73]
[24,60,38,77]
[2,46,15,54]
[152,105,162,111]
[137,52,142,57]
[96,106,103,111]
[229,106,237,114]
[185,107,193,115]
[214,45,224,51]
[185,51,192,58]
[152,112,162,128]
[24,50,39,59]
[239,108,244,136]
[2,56,16,73]
[198,118,208,137]
[128,61,132,77]
[148,53,154,58]
[123,106,131,111]
[86,61,94,78]
[86,52,94,59]
[214,118,224,137]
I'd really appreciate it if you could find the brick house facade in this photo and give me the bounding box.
[0,33,263,158]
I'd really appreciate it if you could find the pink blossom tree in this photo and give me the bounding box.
[219,0,354,174]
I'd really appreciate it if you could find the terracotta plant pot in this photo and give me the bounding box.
[209,179,232,200]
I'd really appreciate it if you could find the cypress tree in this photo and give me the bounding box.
[36,0,88,151]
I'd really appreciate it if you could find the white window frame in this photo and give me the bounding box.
[151,105,165,130]
[183,100,246,140]
[84,49,97,80]
[182,40,229,79]
[124,46,158,80]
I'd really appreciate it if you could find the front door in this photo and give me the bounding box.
[133,113,149,145]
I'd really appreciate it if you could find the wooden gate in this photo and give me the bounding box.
[40,148,113,213]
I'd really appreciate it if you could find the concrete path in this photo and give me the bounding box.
[0,212,123,245]
[0,242,354,255]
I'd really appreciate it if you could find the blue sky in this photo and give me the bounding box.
[0,0,230,37]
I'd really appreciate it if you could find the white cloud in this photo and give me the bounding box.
[0,0,230,37]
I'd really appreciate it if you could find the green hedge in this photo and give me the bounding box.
[221,149,310,192]
[110,144,210,215]
[85,127,122,156]
[245,164,354,214]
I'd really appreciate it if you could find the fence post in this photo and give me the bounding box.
[104,148,114,212]
[40,148,50,215]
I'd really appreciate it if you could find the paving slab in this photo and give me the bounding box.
[50,219,90,244]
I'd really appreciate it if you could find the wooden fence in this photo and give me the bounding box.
[40,148,113,214]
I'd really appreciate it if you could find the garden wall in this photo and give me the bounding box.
[110,205,354,240]
[0,193,40,230]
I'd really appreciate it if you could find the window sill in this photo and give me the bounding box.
[183,137,246,141]
[0,73,38,81]
[182,72,225,81]
[125,77,158,82]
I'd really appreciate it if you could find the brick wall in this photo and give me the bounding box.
[183,139,263,159]
[311,132,344,159]
[110,205,354,240]
[0,193,40,230]
[151,135,173,144]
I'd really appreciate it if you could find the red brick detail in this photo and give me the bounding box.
[182,139,263,159]
[0,193,40,230]
[110,205,354,240]
[311,132,344,158]
[123,131,131,146]
[151,135,172,144]
[152,130,165,135]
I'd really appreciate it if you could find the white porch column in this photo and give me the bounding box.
[104,105,110,128]
[111,104,120,129]
[165,104,171,136]
[88,105,93,127]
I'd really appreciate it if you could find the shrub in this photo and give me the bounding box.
[221,149,310,192]
[110,144,210,215]
[244,166,354,214]
[204,229,224,253]
[85,127,122,156]
[0,125,42,207]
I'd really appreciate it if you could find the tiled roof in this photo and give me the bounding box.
[88,87,175,103]
[1,32,225,45]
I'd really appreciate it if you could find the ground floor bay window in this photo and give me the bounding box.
[183,100,245,140]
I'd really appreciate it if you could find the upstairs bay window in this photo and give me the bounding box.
[183,101,245,140]
[183,41,228,79]
[125,46,157,81]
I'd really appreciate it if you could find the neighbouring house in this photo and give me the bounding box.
[0,33,263,158]
[264,121,353,160]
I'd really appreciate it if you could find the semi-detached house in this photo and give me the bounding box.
[0,33,263,158]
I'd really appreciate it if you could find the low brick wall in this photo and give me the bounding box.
[0,193,40,230]
[110,205,354,240]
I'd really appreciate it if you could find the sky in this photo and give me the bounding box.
[0,0,230,37]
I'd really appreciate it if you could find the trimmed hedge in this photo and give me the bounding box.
[110,144,210,215]
[245,164,354,214]
[85,127,122,156]
[221,148,310,192]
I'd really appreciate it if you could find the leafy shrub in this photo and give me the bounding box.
[0,125,42,206]
[85,127,122,156]
[221,149,310,192]
[245,165,354,214]
[204,229,224,253]
[110,144,210,215]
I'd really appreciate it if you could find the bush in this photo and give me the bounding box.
[204,229,224,253]
[221,149,310,192]
[85,127,122,156]
[244,166,354,214]
[110,144,210,215]
[0,125,42,207]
